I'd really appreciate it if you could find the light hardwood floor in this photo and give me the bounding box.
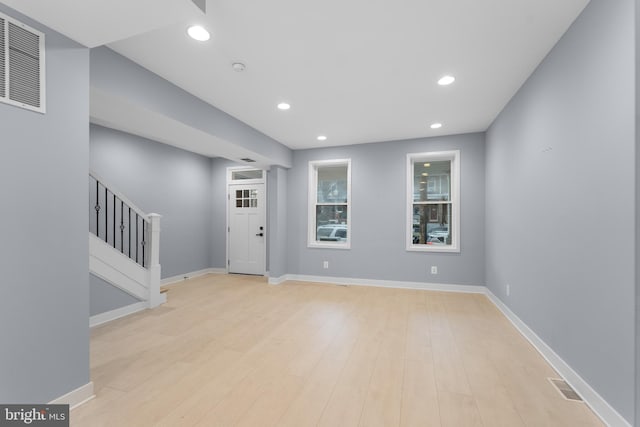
[72,274,604,426]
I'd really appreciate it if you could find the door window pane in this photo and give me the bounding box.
[235,187,259,209]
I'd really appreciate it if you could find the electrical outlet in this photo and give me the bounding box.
[431,266,438,275]
[323,261,329,269]
[506,284,510,296]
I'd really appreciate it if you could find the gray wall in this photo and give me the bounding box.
[210,158,245,269]
[90,124,213,278]
[636,0,640,423]
[286,133,485,285]
[268,167,289,278]
[486,0,635,422]
[90,274,140,316]
[0,4,90,402]
[90,47,292,168]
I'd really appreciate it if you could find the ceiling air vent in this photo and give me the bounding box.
[240,158,256,163]
[0,12,45,114]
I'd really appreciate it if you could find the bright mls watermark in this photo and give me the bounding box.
[0,405,68,426]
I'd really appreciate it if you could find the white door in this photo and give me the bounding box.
[228,183,266,275]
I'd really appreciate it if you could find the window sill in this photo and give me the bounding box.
[406,244,460,253]
[308,242,351,250]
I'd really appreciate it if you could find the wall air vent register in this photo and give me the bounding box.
[0,12,45,113]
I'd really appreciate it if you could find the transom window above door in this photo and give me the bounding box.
[231,169,263,181]
[227,167,265,184]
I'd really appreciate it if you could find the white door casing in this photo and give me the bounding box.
[228,183,265,275]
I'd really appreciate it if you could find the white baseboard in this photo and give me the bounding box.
[49,382,94,410]
[90,301,147,328]
[485,290,631,427]
[270,274,484,293]
[150,292,168,308]
[161,268,226,286]
[267,274,287,285]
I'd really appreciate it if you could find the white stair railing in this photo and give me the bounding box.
[89,172,164,308]
[146,213,163,308]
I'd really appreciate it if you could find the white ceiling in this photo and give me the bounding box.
[0,0,197,47]
[2,0,590,151]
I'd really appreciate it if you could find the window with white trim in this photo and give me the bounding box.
[308,159,351,249]
[407,150,460,252]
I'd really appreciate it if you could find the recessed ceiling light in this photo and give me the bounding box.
[277,102,291,110]
[430,123,442,129]
[423,163,431,167]
[317,135,327,141]
[232,62,246,72]
[422,172,429,177]
[438,75,455,86]
[187,25,210,41]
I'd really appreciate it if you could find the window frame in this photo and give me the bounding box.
[226,166,265,184]
[308,158,352,249]
[406,150,460,253]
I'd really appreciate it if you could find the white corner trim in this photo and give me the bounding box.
[267,275,288,285]
[160,268,226,286]
[149,292,167,309]
[279,274,485,293]
[49,382,95,410]
[485,290,631,427]
[90,301,147,328]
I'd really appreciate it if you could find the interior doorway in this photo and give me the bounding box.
[227,168,266,275]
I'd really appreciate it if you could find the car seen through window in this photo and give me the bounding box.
[317,224,347,242]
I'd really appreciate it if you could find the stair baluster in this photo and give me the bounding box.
[89,172,163,309]
[89,173,151,268]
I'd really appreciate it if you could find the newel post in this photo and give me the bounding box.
[147,213,163,308]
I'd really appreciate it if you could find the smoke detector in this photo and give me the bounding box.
[232,62,246,72]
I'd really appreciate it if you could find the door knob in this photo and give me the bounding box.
[256,233,264,236]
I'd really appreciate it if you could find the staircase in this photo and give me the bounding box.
[89,172,165,309]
